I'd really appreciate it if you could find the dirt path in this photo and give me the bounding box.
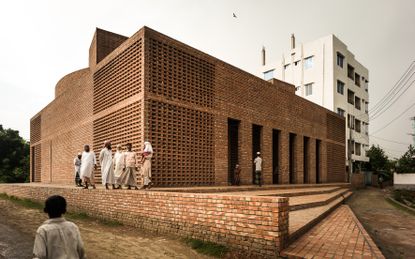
[0,199,212,259]
[347,187,415,259]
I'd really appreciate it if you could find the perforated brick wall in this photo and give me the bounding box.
[93,100,143,182]
[30,115,41,143]
[30,26,346,186]
[93,38,143,114]
[147,100,214,186]
[147,38,214,108]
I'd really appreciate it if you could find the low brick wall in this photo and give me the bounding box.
[0,184,288,257]
[351,173,365,189]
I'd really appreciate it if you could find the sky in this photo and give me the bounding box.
[0,0,414,158]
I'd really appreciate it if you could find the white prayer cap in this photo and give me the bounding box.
[143,141,153,153]
[257,152,261,155]
[116,144,122,149]
[77,152,82,156]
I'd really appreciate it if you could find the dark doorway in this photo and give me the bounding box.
[252,124,262,184]
[31,147,35,182]
[289,133,296,184]
[303,136,310,183]
[316,139,321,183]
[228,119,240,185]
[272,129,280,184]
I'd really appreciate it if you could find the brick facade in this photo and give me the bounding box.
[0,184,288,257]
[30,26,345,186]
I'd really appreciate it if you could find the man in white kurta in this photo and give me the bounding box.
[99,141,115,189]
[113,144,124,188]
[80,145,97,189]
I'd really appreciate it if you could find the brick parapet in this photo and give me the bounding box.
[0,184,289,257]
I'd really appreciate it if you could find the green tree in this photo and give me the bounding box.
[363,145,389,172]
[396,145,415,174]
[0,125,30,183]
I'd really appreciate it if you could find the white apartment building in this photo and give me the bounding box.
[261,34,369,165]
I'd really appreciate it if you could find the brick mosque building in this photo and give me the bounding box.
[30,26,346,187]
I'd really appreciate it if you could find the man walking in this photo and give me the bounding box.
[33,195,85,259]
[99,141,116,190]
[254,152,262,187]
[118,143,139,190]
[80,145,97,189]
[113,144,124,188]
[73,153,82,187]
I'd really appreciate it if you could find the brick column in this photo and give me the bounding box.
[280,131,290,184]
[239,120,252,185]
[262,126,273,185]
[308,138,317,184]
[214,116,228,185]
[295,135,304,184]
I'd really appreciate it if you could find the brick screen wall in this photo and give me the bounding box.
[30,26,345,186]
[0,184,289,257]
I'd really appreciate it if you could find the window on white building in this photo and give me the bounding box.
[348,64,355,80]
[355,73,361,87]
[355,119,361,133]
[355,142,361,156]
[337,108,345,117]
[263,69,274,81]
[337,80,345,95]
[355,96,361,110]
[337,52,344,68]
[347,89,355,105]
[284,64,290,70]
[304,56,313,69]
[347,114,355,129]
[305,83,313,96]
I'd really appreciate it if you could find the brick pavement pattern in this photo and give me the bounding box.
[282,205,385,259]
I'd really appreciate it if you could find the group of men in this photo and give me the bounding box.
[73,141,154,190]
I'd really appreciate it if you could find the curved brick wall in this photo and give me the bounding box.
[55,68,90,98]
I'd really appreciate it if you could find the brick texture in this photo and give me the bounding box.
[30,26,346,187]
[0,184,289,257]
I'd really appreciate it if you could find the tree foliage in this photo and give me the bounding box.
[363,145,389,172]
[0,125,30,183]
[396,145,415,174]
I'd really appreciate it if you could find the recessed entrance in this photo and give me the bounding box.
[289,133,296,184]
[252,124,262,184]
[228,118,240,185]
[303,136,310,183]
[272,129,280,184]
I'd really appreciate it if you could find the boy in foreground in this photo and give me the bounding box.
[33,195,85,259]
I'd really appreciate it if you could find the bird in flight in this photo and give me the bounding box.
[233,13,237,18]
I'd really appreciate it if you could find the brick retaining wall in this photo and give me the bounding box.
[0,184,288,257]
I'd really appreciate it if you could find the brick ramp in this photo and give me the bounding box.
[282,205,385,259]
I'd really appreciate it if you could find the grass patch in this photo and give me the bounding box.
[66,212,92,221]
[184,238,228,258]
[392,189,415,208]
[385,197,415,216]
[0,193,123,227]
[98,218,124,227]
[0,192,43,210]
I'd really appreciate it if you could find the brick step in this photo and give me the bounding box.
[153,183,350,193]
[281,205,385,259]
[289,188,350,211]
[220,186,344,198]
[288,191,353,245]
